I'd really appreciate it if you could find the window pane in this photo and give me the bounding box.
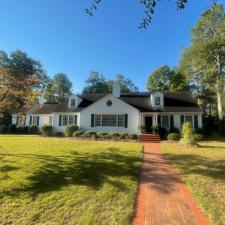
[155,97,160,105]
[117,115,124,127]
[162,116,169,128]
[49,116,52,126]
[69,115,74,125]
[102,115,117,127]
[63,115,68,126]
[94,115,101,126]
[71,99,75,107]
[33,116,38,126]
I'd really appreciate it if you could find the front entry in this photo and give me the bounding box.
[145,116,153,133]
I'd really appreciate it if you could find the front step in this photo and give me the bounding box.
[139,134,160,143]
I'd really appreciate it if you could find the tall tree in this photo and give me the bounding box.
[44,73,72,102]
[180,4,225,131]
[82,71,139,94]
[82,71,110,94]
[108,74,139,93]
[146,65,187,92]
[146,65,172,91]
[0,50,48,112]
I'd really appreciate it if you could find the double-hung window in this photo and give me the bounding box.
[63,115,68,126]
[71,99,76,107]
[94,115,102,126]
[155,97,160,106]
[117,115,125,127]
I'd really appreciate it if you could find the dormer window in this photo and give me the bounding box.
[155,97,160,106]
[71,99,76,107]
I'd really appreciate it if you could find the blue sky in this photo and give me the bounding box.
[0,0,224,93]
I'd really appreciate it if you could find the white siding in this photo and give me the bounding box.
[80,94,140,134]
[53,113,80,132]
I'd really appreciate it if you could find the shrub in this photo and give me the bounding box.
[119,132,129,139]
[97,132,108,138]
[128,134,138,140]
[180,122,196,145]
[54,131,64,137]
[195,128,204,135]
[169,127,180,133]
[83,131,97,138]
[65,125,79,137]
[22,126,29,134]
[28,125,39,134]
[0,125,8,134]
[8,124,17,133]
[194,134,204,142]
[152,125,168,139]
[167,133,180,141]
[107,132,120,139]
[41,125,53,137]
[73,130,85,137]
[138,125,146,133]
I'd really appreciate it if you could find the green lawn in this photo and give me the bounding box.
[161,139,225,225]
[0,136,141,225]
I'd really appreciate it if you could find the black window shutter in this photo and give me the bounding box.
[157,115,161,126]
[16,117,19,125]
[59,115,62,126]
[91,114,94,127]
[37,116,40,126]
[170,115,174,129]
[74,115,77,125]
[29,116,32,125]
[180,115,184,126]
[194,115,198,129]
[124,114,128,128]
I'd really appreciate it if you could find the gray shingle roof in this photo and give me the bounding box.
[28,92,202,114]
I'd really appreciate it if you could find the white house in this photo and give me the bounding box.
[12,82,203,134]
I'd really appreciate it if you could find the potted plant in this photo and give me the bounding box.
[138,124,146,133]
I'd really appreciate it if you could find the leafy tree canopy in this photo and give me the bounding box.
[0,50,48,112]
[146,65,188,92]
[82,71,139,94]
[44,73,72,102]
[82,71,110,94]
[180,4,225,129]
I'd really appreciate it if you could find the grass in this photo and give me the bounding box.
[161,139,225,225]
[0,135,141,225]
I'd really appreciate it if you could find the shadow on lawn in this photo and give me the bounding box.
[165,153,225,181]
[0,147,140,198]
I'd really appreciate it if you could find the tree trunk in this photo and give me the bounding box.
[217,90,223,132]
[216,55,224,132]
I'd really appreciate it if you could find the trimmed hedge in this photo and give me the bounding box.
[65,125,79,137]
[41,125,53,137]
[54,131,64,137]
[28,125,39,134]
[167,133,180,141]
[73,130,85,137]
[194,134,204,142]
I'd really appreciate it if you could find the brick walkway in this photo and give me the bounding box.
[133,143,209,225]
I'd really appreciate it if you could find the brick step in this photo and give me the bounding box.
[139,134,160,143]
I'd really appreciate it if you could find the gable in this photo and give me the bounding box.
[81,94,140,114]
